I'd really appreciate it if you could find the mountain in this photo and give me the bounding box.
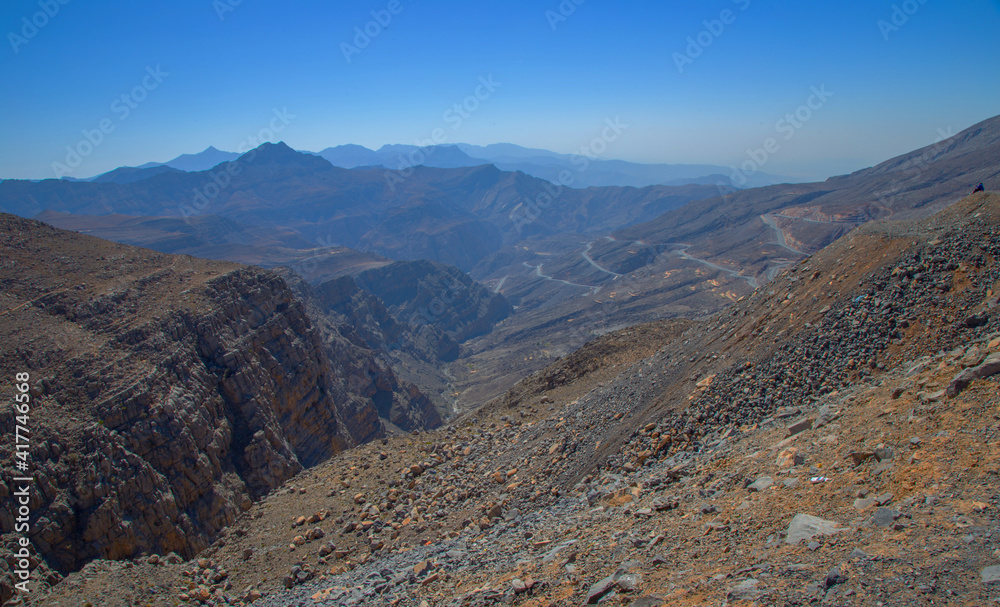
[7,116,998,423]
[0,213,441,592]
[0,142,721,272]
[454,142,794,188]
[90,165,184,184]
[314,143,383,168]
[28,190,1000,605]
[317,144,485,170]
[138,146,240,172]
[313,141,792,188]
[440,114,1000,411]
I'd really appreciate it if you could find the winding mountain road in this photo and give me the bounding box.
[673,247,761,289]
[760,213,806,255]
[522,262,602,295]
[581,241,623,277]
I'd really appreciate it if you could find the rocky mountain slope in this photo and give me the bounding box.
[25,191,1000,606]
[0,214,441,603]
[446,114,1000,414]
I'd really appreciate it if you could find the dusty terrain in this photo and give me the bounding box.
[21,193,1000,606]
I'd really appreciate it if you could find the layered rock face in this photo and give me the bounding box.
[0,214,428,588]
[355,260,512,343]
[306,275,459,364]
[286,274,443,432]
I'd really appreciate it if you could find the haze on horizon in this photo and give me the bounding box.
[1,0,998,182]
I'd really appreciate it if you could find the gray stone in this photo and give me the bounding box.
[587,575,617,604]
[825,567,845,588]
[849,548,870,560]
[616,574,641,592]
[853,498,876,510]
[787,418,815,436]
[849,451,876,466]
[870,507,902,528]
[874,447,894,462]
[785,514,843,545]
[814,405,839,428]
[948,353,1000,396]
[728,579,764,601]
[748,476,774,492]
[981,565,1000,584]
[978,353,1000,378]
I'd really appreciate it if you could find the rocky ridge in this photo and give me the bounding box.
[0,214,437,602]
[27,193,1000,605]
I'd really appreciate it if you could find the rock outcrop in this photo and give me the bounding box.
[355,260,512,343]
[0,214,435,594]
[284,273,443,432]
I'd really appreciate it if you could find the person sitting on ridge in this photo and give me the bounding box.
[974,182,985,193]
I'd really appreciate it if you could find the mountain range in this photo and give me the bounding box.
[92,141,792,190]
[2,115,998,419]
[7,185,1000,605]
[0,142,723,272]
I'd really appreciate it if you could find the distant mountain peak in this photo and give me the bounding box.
[239,141,332,169]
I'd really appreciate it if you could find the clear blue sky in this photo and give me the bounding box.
[1,0,998,180]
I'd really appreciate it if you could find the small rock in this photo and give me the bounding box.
[616,574,641,592]
[849,451,876,466]
[587,575,617,604]
[870,507,902,528]
[787,418,815,436]
[651,497,678,512]
[853,498,876,510]
[814,405,839,428]
[748,476,774,492]
[825,567,845,587]
[728,579,764,601]
[786,513,842,545]
[777,448,804,468]
[982,565,1000,584]
[875,493,894,506]
[849,548,870,560]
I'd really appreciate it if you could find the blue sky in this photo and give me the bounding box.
[1,0,998,180]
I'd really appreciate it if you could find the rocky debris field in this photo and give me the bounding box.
[20,193,1000,606]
